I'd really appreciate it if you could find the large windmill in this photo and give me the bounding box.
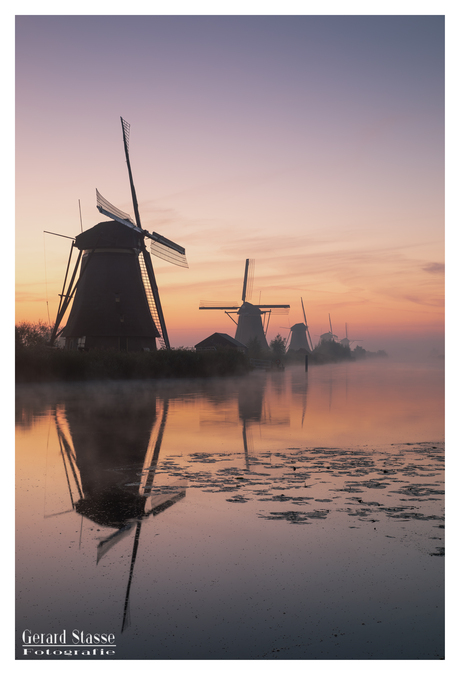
[49,117,188,351]
[287,298,314,353]
[199,259,290,350]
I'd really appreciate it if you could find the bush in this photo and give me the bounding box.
[311,340,353,364]
[269,334,287,359]
[15,321,51,349]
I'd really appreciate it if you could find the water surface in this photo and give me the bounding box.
[15,360,444,660]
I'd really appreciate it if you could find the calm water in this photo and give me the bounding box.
[15,360,445,660]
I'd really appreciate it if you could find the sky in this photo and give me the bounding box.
[14,8,446,358]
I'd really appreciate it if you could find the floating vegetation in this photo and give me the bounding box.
[151,441,444,555]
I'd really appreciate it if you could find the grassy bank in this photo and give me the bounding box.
[16,346,252,383]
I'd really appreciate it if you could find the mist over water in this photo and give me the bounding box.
[16,359,444,660]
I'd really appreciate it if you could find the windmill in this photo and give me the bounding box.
[319,314,338,344]
[199,259,290,350]
[287,298,314,352]
[49,117,188,351]
[340,323,363,349]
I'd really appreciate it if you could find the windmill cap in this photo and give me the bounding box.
[75,220,143,251]
[238,301,263,315]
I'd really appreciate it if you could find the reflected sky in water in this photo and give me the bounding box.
[16,361,444,660]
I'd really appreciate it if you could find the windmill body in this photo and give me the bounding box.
[61,221,159,352]
[199,259,289,350]
[235,301,270,350]
[287,298,313,352]
[288,322,310,352]
[320,331,336,343]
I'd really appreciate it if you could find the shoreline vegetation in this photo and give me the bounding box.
[15,322,388,383]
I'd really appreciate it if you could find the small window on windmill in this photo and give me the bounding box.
[115,293,121,304]
[77,336,86,350]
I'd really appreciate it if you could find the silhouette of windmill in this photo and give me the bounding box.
[199,259,290,350]
[286,298,314,352]
[49,117,187,351]
[340,323,363,348]
[319,314,338,344]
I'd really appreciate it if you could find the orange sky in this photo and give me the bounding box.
[15,14,445,359]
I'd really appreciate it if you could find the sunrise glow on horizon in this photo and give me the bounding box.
[15,14,445,359]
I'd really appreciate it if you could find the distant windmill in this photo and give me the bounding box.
[287,298,314,352]
[49,117,188,351]
[199,259,290,350]
[340,323,362,348]
[319,314,338,344]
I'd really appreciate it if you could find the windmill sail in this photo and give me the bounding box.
[96,189,136,229]
[150,237,188,268]
[301,297,314,351]
[241,259,255,302]
[121,117,142,229]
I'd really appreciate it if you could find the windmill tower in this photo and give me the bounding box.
[287,298,314,352]
[340,323,362,349]
[319,314,338,344]
[199,259,289,350]
[49,117,188,351]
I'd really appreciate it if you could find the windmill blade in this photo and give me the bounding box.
[200,306,240,310]
[97,522,137,564]
[241,258,249,302]
[242,259,249,302]
[149,231,186,256]
[260,307,290,315]
[96,189,138,230]
[140,248,170,349]
[255,304,290,311]
[149,236,188,268]
[241,259,255,302]
[199,300,239,309]
[301,297,307,324]
[329,313,333,333]
[306,326,314,351]
[121,117,142,229]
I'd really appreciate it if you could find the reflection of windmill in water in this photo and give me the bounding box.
[199,376,289,469]
[49,117,188,351]
[53,392,185,633]
[237,376,267,469]
[199,259,290,350]
[289,366,310,428]
[286,298,314,353]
